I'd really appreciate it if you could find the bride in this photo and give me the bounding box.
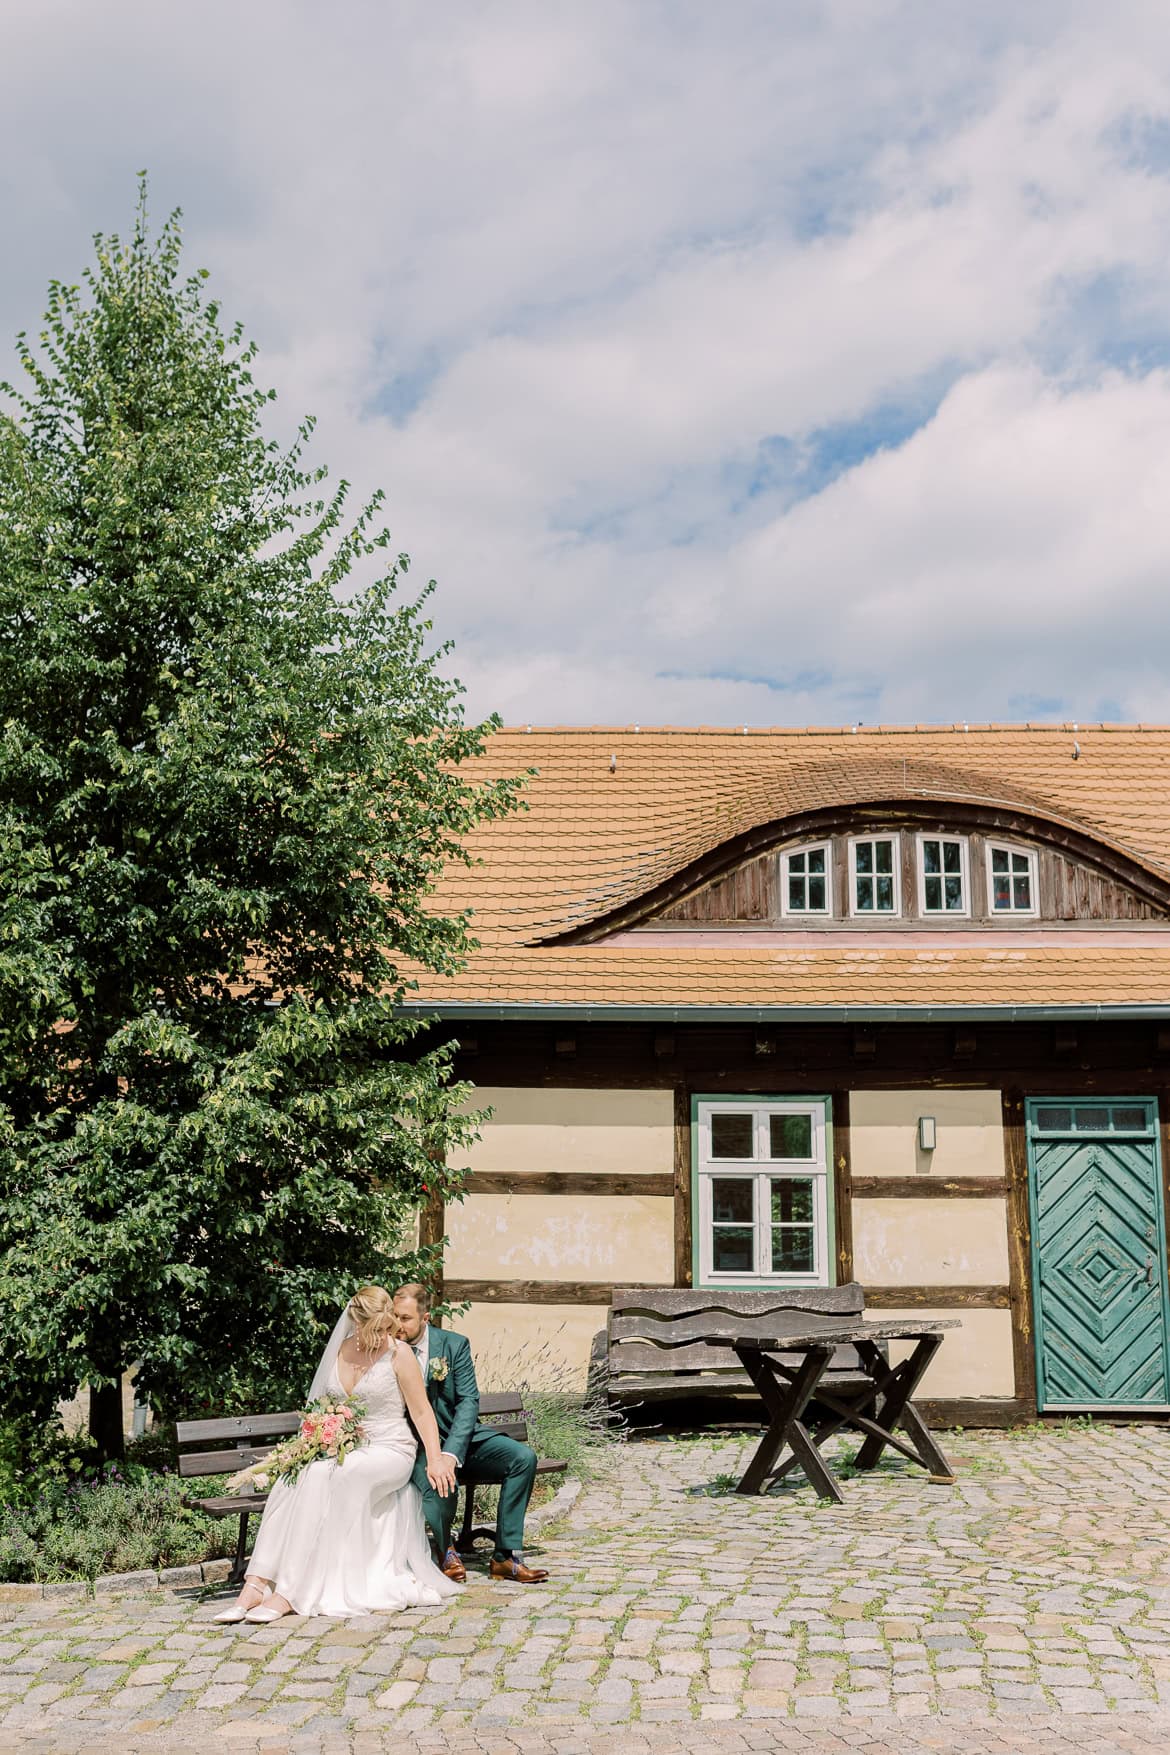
[214,1284,461,1621]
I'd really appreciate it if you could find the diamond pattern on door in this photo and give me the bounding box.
[1029,1107,1170,1410]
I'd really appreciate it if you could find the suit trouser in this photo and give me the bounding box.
[411,1426,538,1559]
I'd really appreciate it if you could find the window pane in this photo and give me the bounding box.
[711,1177,754,1222]
[924,874,942,911]
[770,1177,813,1222]
[710,1114,754,1158]
[991,848,1009,873]
[944,875,964,910]
[713,1228,754,1273]
[875,841,893,874]
[789,851,806,875]
[1075,1107,1109,1131]
[1035,1105,1072,1131]
[807,874,826,911]
[876,875,894,910]
[923,840,941,874]
[856,876,873,911]
[1012,874,1031,909]
[772,1228,815,1273]
[1112,1106,1147,1132]
[788,873,805,911]
[855,843,873,874]
[1012,852,1029,875]
[943,843,962,873]
[769,1115,813,1159]
[992,874,1011,909]
[807,848,825,874]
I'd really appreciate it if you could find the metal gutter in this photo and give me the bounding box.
[396,1000,1170,1024]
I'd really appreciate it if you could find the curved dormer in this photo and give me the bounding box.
[541,794,1170,941]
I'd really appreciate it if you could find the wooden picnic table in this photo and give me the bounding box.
[706,1318,961,1503]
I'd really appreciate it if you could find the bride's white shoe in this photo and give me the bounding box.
[213,1584,269,1623]
[245,1593,293,1623]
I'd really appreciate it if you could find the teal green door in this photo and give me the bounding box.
[1027,1099,1170,1411]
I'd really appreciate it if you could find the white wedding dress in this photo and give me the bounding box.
[246,1341,460,1616]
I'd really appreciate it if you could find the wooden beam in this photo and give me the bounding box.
[674,1086,693,1289]
[851,1175,1008,1198]
[444,1279,616,1305]
[917,1397,1031,1429]
[465,1171,674,1197]
[831,1088,853,1285]
[1002,1086,1038,1417]
[444,1278,1010,1309]
[865,1284,1011,1309]
[419,1185,446,1321]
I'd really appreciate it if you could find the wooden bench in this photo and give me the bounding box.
[454,1392,568,1554]
[177,1412,303,1585]
[593,1284,884,1412]
[177,1397,567,1580]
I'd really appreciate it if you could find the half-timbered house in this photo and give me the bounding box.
[405,725,1170,1424]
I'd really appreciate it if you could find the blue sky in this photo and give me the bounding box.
[5,1,1170,728]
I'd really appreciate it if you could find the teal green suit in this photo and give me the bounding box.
[408,1326,538,1561]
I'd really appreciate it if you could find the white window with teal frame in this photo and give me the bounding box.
[694,1097,833,1287]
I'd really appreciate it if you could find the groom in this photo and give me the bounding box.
[393,1283,549,1584]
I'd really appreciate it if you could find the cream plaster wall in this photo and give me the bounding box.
[459,1087,674,1175]
[850,1089,1006,1179]
[445,1191,674,1283]
[446,1302,603,1393]
[852,1197,1010,1285]
[869,1308,1016,1399]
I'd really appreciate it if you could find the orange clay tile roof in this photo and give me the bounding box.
[404,725,1170,1016]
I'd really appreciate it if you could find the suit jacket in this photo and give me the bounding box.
[421,1327,480,1466]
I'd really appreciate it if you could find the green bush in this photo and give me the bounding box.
[0,1468,233,1583]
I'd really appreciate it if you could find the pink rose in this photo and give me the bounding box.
[320,1415,343,1445]
[300,1417,317,1438]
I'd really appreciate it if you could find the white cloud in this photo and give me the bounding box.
[4,0,1170,727]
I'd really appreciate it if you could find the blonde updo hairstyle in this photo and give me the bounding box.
[348,1284,402,1354]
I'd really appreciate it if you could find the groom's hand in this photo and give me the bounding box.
[428,1455,458,1497]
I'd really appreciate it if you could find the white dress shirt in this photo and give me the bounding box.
[414,1325,459,1469]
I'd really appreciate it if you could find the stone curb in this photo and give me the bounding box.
[526,1472,582,1530]
[0,1486,580,1604]
[0,1556,232,1604]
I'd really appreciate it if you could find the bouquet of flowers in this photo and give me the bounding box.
[226,1394,367,1493]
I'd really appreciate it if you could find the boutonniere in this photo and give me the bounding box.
[429,1357,449,1383]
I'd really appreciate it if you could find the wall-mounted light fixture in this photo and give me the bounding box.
[918,1116,937,1152]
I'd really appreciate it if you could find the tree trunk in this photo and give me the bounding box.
[89,1378,126,1462]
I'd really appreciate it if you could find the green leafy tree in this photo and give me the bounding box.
[0,184,523,1459]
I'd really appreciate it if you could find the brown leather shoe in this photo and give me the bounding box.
[489,1555,548,1583]
[440,1548,466,1583]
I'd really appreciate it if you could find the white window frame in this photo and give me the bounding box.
[848,833,902,918]
[985,841,1039,917]
[915,833,971,919]
[695,1098,831,1288]
[780,841,833,917]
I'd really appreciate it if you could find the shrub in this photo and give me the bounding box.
[0,1469,233,1583]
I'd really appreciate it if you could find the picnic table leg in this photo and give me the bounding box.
[736,1344,841,1501]
[852,1336,953,1476]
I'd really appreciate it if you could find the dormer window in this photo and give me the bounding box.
[988,844,1037,916]
[781,843,831,915]
[918,835,969,916]
[850,836,900,915]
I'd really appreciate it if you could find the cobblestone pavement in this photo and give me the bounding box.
[5,1424,1170,1753]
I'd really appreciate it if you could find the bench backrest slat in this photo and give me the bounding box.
[610,1309,856,1347]
[605,1284,869,1382]
[610,1284,864,1320]
[608,1339,868,1376]
[179,1446,281,1478]
[176,1413,302,1445]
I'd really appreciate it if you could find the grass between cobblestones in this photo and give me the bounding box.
[3,1425,1170,1750]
